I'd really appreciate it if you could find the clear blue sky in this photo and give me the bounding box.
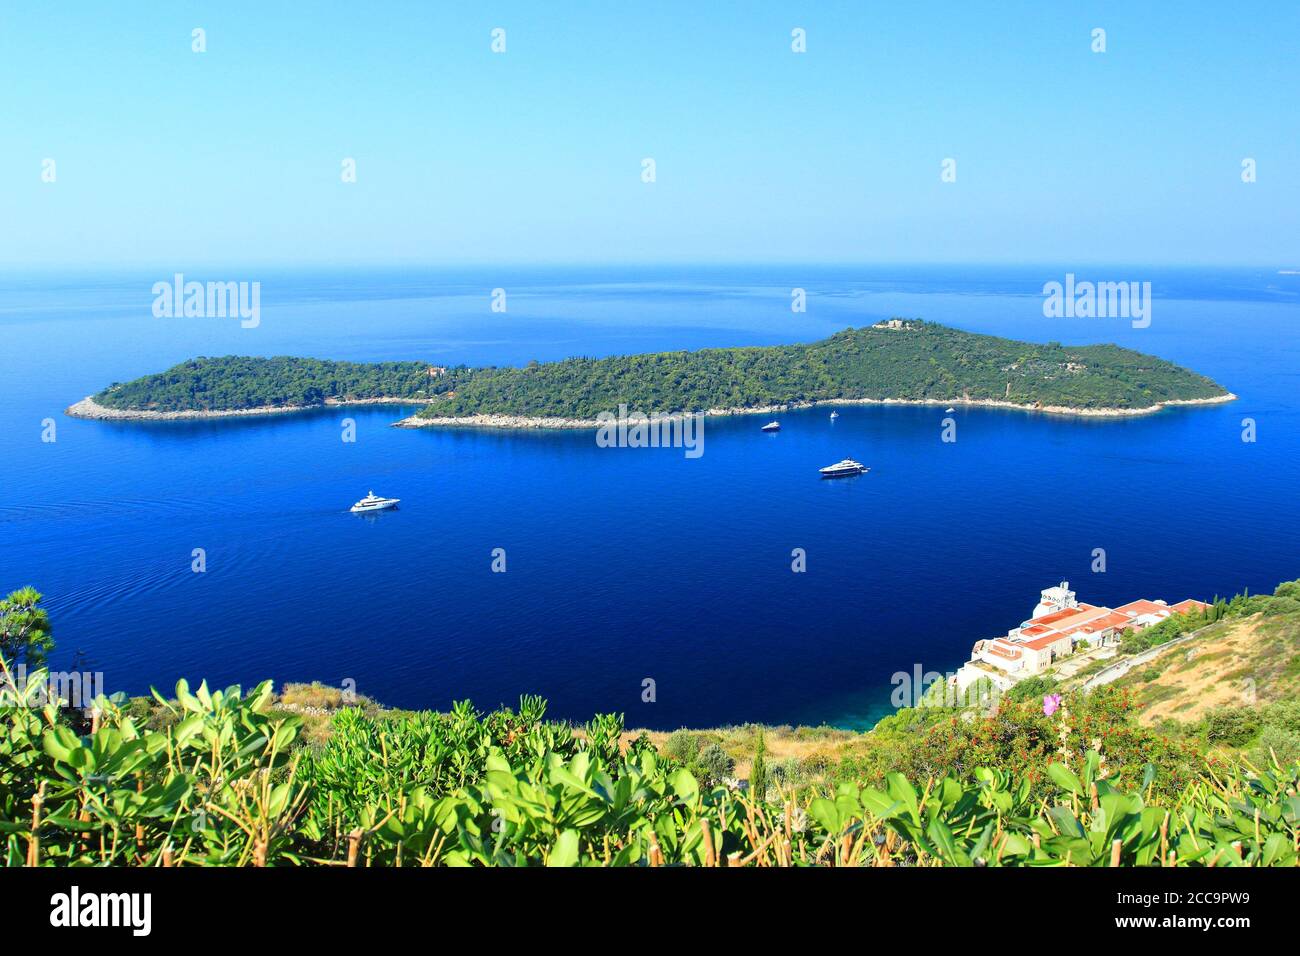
[3,1,1297,268]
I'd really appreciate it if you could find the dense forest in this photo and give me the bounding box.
[88,322,1228,417]
[93,356,436,412]
[423,321,1228,417]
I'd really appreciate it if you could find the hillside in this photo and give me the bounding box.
[1084,584,1300,763]
[418,321,1229,419]
[2,578,1297,867]
[1101,614,1298,722]
[74,321,1231,419]
[635,579,1300,793]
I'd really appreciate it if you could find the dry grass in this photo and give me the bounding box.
[620,724,865,778]
[1113,619,1268,725]
[272,682,388,747]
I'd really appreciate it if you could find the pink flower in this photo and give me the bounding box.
[1043,694,1062,717]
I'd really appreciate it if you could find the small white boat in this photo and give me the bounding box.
[350,490,400,513]
[829,410,839,420]
[819,458,868,479]
[944,407,955,413]
[761,421,781,432]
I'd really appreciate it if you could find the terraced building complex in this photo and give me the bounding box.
[955,582,1210,690]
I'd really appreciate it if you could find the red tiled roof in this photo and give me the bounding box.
[986,640,1023,660]
[1062,610,1131,634]
[998,592,1209,658]
[1114,599,1171,617]
[1033,605,1095,627]
[1021,632,1071,651]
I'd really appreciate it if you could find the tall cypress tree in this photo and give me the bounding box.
[749,727,768,802]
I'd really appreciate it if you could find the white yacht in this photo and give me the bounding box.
[944,406,955,413]
[350,490,400,513]
[761,421,781,432]
[829,410,839,420]
[819,458,868,479]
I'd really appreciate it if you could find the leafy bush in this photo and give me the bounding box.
[660,730,698,764]
[1004,675,1058,703]
[1273,581,1300,601]
[1261,700,1300,735]
[1203,707,1262,748]
[694,744,735,787]
[4,652,1297,867]
[836,687,1208,804]
[1256,726,1300,767]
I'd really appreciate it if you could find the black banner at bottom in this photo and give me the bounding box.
[3,865,1288,943]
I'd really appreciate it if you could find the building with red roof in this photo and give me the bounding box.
[953,583,1210,691]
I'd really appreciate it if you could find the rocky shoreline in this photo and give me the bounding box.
[64,395,424,422]
[393,392,1238,430]
[67,390,1237,426]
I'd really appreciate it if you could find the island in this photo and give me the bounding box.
[66,357,437,421]
[66,321,1235,424]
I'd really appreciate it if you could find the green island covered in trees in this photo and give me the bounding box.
[73,321,1231,421]
[3,578,1298,867]
[85,357,435,415]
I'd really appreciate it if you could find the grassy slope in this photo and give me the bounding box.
[1088,602,1300,726]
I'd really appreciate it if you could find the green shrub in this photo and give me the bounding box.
[1261,700,1300,735]
[1004,675,1058,703]
[694,743,735,786]
[1203,707,1262,747]
[1255,726,1300,767]
[1118,629,1149,655]
[660,729,698,764]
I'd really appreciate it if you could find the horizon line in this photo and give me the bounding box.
[4,259,1298,275]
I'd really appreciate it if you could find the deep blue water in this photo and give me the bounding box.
[2,265,1298,729]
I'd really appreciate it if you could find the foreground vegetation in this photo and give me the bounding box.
[3,580,1295,867]
[3,667,1296,867]
[88,322,1229,417]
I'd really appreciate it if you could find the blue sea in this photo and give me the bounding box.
[2,265,1298,729]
